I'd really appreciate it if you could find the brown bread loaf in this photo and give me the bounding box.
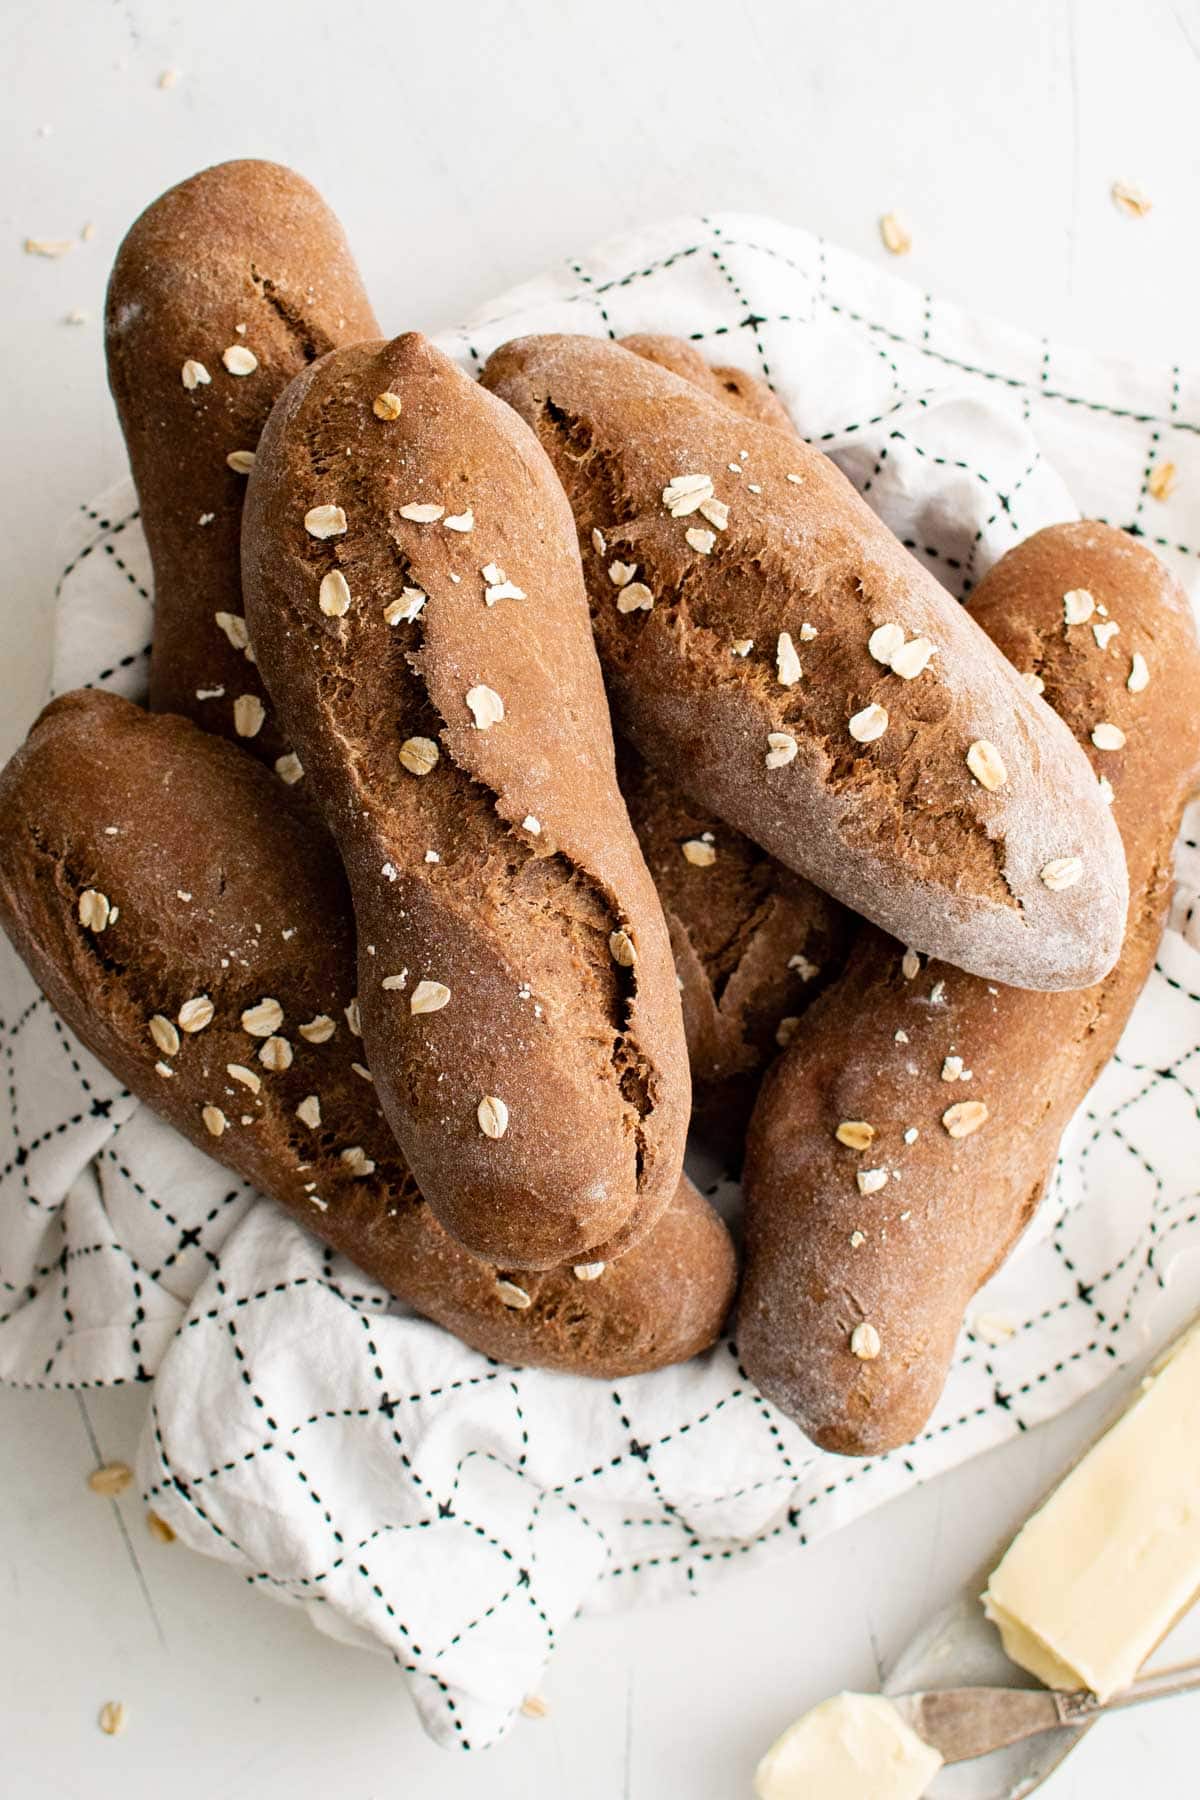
[0,691,734,1377]
[105,159,379,765]
[241,332,690,1271]
[481,335,1128,992]
[740,523,1200,1454]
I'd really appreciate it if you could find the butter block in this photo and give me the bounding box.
[984,1318,1200,1700]
[754,1692,943,1799]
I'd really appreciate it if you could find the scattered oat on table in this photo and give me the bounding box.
[98,1700,128,1736]
[24,236,74,258]
[879,212,912,255]
[87,1462,133,1498]
[1111,179,1151,219]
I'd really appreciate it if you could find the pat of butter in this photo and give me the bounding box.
[754,1692,943,1799]
[984,1318,1200,1700]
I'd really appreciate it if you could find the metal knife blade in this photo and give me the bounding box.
[888,1686,1068,1764]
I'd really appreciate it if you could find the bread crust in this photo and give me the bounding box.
[241,333,690,1269]
[105,158,379,763]
[0,691,734,1377]
[740,523,1200,1453]
[481,335,1129,992]
[619,334,796,433]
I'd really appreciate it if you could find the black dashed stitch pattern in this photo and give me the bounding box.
[567,258,617,340]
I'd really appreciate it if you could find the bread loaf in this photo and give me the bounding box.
[481,335,1128,992]
[241,332,690,1270]
[0,691,734,1377]
[740,523,1200,1454]
[105,159,379,764]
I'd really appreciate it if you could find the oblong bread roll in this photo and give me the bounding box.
[242,332,691,1270]
[740,523,1200,1454]
[482,334,1129,993]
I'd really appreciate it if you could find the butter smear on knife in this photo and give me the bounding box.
[754,1691,943,1798]
[984,1318,1200,1700]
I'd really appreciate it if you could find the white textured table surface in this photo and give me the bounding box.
[4,2,1200,1794]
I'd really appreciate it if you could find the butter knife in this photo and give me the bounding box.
[889,1660,1200,1765]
